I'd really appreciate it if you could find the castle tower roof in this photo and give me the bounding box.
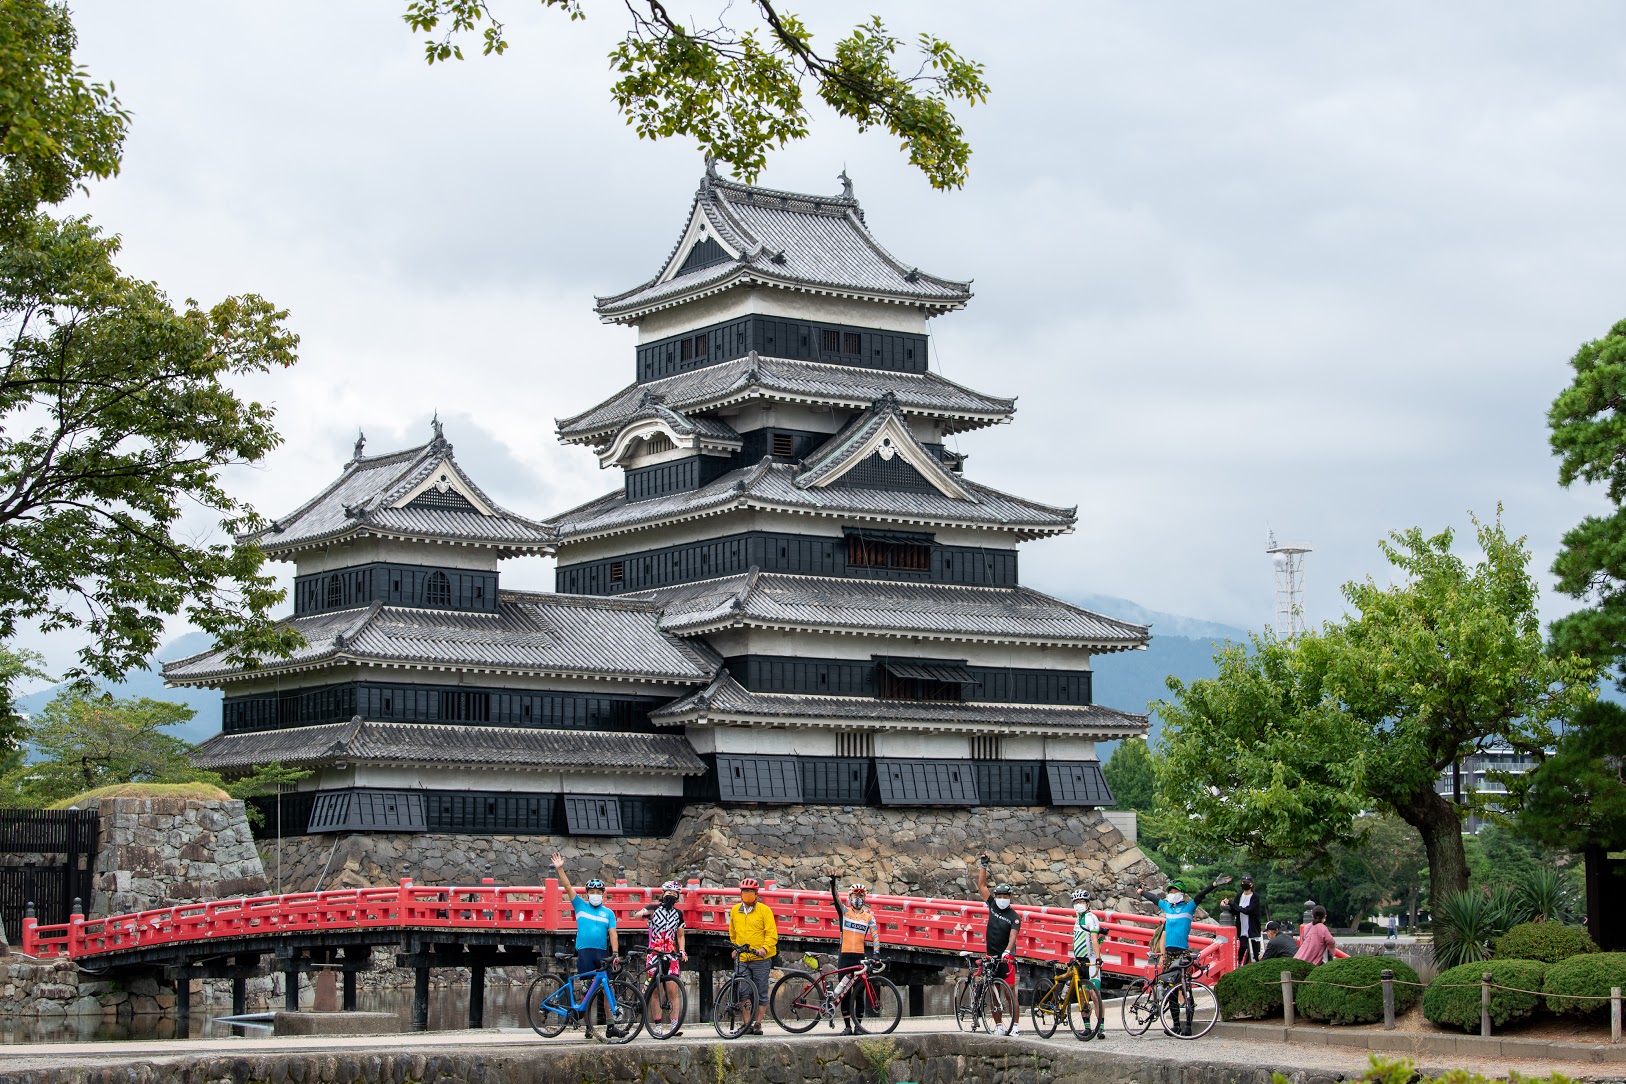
[595,170,972,323]
[247,423,555,558]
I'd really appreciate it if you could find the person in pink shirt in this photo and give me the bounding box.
[1294,905,1338,964]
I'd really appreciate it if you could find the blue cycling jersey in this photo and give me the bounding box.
[571,895,617,951]
[1156,897,1198,951]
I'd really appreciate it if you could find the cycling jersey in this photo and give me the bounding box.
[1072,910,1101,963]
[839,908,876,953]
[985,900,1021,956]
[646,904,684,953]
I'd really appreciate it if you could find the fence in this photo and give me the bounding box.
[0,809,98,940]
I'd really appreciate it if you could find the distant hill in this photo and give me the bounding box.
[11,595,1249,754]
[14,630,223,745]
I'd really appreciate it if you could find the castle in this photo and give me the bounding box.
[170,168,1154,891]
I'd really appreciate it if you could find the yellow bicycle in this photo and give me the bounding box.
[1030,958,1105,1041]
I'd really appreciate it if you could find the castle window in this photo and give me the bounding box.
[439,689,491,722]
[680,338,694,362]
[771,433,795,457]
[425,571,452,607]
[643,433,674,455]
[326,574,343,608]
[970,735,1002,760]
[844,332,862,354]
[837,732,874,758]
[876,658,977,703]
[848,534,930,571]
[609,562,624,584]
[821,329,841,352]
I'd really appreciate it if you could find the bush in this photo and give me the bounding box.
[1422,960,1547,1032]
[1295,956,1421,1025]
[1215,958,1315,1020]
[1492,921,1598,964]
[1431,886,1520,970]
[1543,951,1626,1019]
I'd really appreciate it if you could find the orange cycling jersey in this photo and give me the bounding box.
[839,907,876,953]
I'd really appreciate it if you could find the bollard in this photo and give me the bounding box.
[1481,973,1492,1038]
[71,897,82,916]
[1612,987,1621,1044]
[1381,969,1395,1030]
[1281,969,1295,1028]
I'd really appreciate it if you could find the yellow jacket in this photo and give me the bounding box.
[728,902,778,962]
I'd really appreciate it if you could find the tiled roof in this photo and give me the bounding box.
[630,572,1151,651]
[162,592,720,686]
[596,173,972,322]
[189,719,706,774]
[544,458,1076,544]
[249,428,554,556]
[649,674,1148,738]
[556,354,1015,445]
[794,392,971,498]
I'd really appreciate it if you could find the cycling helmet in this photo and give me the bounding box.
[584,877,606,890]
[993,883,1013,895]
[739,877,761,890]
[1165,879,1189,893]
[848,882,869,895]
[1069,887,1092,903]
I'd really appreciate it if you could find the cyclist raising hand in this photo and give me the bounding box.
[827,871,879,1034]
[972,852,1022,1036]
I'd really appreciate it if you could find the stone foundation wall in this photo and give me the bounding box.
[85,797,268,916]
[259,804,1163,908]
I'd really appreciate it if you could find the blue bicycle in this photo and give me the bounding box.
[527,952,644,1044]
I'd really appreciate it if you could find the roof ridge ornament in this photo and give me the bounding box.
[704,155,719,184]
[838,168,854,200]
[352,430,366,461]
[430,413,445,445]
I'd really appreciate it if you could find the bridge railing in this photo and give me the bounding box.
[20,878,1233,982]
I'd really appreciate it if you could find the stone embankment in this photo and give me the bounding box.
[87,795,268,916]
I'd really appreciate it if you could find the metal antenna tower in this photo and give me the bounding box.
[1266,531,1313,636]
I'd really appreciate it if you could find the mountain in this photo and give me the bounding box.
[14,631,224,745]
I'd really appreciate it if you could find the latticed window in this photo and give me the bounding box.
[770,433,795,457]
[326,574,343,608]
[843,332,862,354]
[609,562,624,584]
[821,329,841,352]
[424,571,452,607]
[848,535,931,571]
[970,735,1002,760]
[643,433,673,455]
[836,732,874,758]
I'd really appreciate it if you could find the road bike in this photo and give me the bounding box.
[633,947,687,1040]
[1030,957,1104,1041]
[768,951,903,1035]
[526,952,644,1044]
[950,951,1017,1036]
[713,947,765,1039]
[1119,950,1219,1040]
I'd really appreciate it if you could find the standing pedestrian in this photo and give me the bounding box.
[1220,878,1264,965]
[1294,906,1338,964]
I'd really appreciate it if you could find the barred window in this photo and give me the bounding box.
[836,732,874,758]
[843,332,862,354]
[848,535,930,571]
[821,329,841,352]
[425,571,452,607]
[970,735,1002,760]
[771,433,795,457]
[326,574,343,608]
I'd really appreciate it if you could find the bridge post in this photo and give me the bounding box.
[175,965,192,1039]
[469,964,486,1028]
[284,961,300,1012]
[412,965,430,1030]
[697,965,714,1022]
[343,960,358,1011]
[908,982,924,1018]
[231,974,247,1017]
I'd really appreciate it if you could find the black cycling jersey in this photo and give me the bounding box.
[985,899,1021,955]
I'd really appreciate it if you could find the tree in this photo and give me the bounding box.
[402,1,989,189]
[0,2,301,703]
[0,644,45,773]
[1332,816,1428,931]
[1511,700,1626,854]
[0,689,218,805]
[1102,738,1155,813]
[1549,318,1626,688]
[1155,515,1594,909]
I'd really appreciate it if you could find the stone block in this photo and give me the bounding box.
[273,1011,401,1037]
[1108,847,1147,874]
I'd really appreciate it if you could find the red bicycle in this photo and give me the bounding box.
[768,952,903,1034]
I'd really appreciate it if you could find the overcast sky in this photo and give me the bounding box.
[29,1,1626,679]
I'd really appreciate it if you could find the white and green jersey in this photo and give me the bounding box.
[1072,910,1101,963]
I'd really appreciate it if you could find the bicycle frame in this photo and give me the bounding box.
[1037,960,1090,1010]
[543,966,620,1018]
[797,958,880,1017]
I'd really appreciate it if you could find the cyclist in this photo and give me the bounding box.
[1069,887,1102,988]
[1138,874,1230,1035]
[631,879,688,1035]
[727,877,778,1035]
[550,852,620,1028]
[827,873,881,1034]
[972,852,1022,1036]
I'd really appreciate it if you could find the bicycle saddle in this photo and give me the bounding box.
[553,952,573,961]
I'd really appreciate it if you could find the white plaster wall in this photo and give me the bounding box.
[349,765,685,795]
[701,628,1094,670]
[1002,736,1045,759]
[706,726,838,756]
[873,732,970,758]
[1043,738,1099,760]
[294,538,502,576]
[726,402,849,435]
[634,286,933,341]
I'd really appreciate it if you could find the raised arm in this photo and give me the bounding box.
[1190,875,1232,908]
[550,851,575,898]
[828,873,846,919]
[974,854,991,902]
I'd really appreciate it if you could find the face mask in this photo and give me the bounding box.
[662,896,679,908]
[588,894,603,907]
[994,897,1010,910]
[849,895,866,909]
[741,893,756,906]
[1074,903,1090,914]
[1166,892,1185,904]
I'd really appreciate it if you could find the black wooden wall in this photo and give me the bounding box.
[223,681,667,734]
[556,530,1019,595]
[294,563,499,615]
[636,316,928,382]
[723,655,1092,705]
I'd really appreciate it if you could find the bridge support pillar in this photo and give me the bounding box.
[697,965,714,1022]
[412,965,430,1031]
[284,963,299,1012]
[231,975,247,1017]
[343,963,358,1012]
[469,965,486,1029]
[175,965,192,1039]
[909,983,924,1018]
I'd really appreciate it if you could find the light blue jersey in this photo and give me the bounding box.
[1154,897,1198,951]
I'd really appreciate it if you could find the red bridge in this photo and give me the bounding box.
[21,879,1234,1035]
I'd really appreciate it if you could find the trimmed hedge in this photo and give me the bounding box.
[1215,957,1314,1020]
[1295,956,1421,1025]
[1492,921,1598,964]
[1542,951,1626,1019]
[1422,960,1547,1033]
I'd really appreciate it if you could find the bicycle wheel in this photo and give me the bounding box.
[1068,982,1103,1041]
[1029,977,1065,1038]
[526,974,572,1038]
[859,974,902,1035]
[769,971,825,1034]
[1159,979,1219,1039]
[588,977,644,1044]
[951,978,976,1032]
[984,978,1017,1036]
[644,972,688,1040]
[714,976,758,1039]
[1120,979,1158,1037]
